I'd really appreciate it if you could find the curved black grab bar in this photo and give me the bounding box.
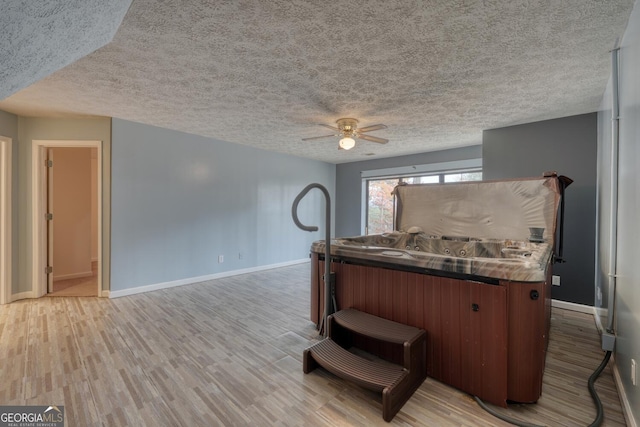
[292,183,335,337]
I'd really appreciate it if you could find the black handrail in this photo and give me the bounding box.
[292,183,334,337]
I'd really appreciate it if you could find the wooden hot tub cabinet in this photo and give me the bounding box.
[310,253,552,407]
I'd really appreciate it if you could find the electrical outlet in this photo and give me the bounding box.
[597,288,602,303]
[218,255,224,263]
[552,275,561,286]
[632,359,637,386]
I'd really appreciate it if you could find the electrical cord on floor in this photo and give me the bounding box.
[474,350,613,427]
[587,350,612,427]
[473,396,544,427]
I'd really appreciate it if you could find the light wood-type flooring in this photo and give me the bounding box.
[0,263,627,426]
[48,261,98,297]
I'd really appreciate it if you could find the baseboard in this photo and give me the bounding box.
[10,291,36,302]
[592,306,608,333]
[109,258,309,298]
[551,299,594,314]
[53,270,93,281]
[100,290,110,298]
[593,308,604,333]
[593,306,607,317]
[556,302,611,336]
[611,354,639,427]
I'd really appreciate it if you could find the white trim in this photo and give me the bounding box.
[360,158,482,179]
[100,290,110,298]
[551,299,594,314]
[109,258,309,298]
[10,291,35,302]
[611,354,639,427]
[593,306,608,333]
[0,136,12,305]
[594,308,604,333]
[593,306,607,318]
[32,140,103,298]
[360,179,368,235]
[53,271,94,281]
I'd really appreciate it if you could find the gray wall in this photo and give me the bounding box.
[0,109,19,294]
[335,145,482,237]
[110,118,335,292]
[597,2,640,422]
[482,113,597,305]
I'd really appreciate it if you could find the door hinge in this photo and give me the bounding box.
[45,266,53,274]
[45,159,53,167]
[45,213,53,220]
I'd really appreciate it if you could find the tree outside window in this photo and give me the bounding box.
[367,179,397,234]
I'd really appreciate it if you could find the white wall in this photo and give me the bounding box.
[597,1,640,424]
[110,118,335,292]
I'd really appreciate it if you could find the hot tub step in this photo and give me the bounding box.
[303,309,427,422]
[330,308,424,345]
[304,339,410,422]
[303,338,406,391]
[329,309,427,379]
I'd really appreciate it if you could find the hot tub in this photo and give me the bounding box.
[312,231,553,283]
[308,173,571,407]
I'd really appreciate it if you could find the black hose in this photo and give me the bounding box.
[473,396,544,427]
[587,350,612,427]
[475,350,613,427]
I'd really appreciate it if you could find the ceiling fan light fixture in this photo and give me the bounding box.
[339,137,356,150]
[302,117,388,150]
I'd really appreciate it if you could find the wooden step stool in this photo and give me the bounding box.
[303,309,427,422]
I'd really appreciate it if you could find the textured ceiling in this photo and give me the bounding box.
[0,0,132,99]
[0,1,634,164]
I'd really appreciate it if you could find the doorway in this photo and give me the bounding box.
[32,140,103,297]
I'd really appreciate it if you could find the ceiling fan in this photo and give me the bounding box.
[302,118,388,150]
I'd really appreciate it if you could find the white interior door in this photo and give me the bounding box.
[46,148,54,293]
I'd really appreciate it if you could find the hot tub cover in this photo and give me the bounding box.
[394,173,568,242]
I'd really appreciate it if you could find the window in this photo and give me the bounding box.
[444,171,483,183]
[365,169,482,235]
[366,179,397,235]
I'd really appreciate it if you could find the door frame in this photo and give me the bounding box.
[0,136,12,305]
[47,148,54,293]
[32,140,103,297]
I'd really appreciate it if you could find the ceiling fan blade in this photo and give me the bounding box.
[302,134,337,141]
[357,134,388,144]
[319,123,340,132]
[358,124,387,133]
